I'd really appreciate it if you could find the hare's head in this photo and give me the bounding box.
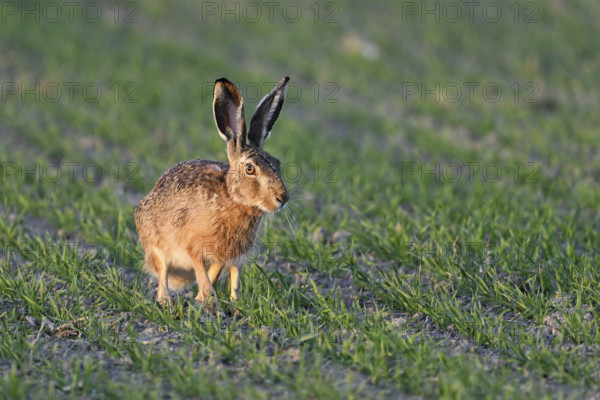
[213,77,290,212]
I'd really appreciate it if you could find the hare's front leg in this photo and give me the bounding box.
[206,263,237,299]
[208,263,225,286]
[192,260,214,302]
[229,265,239,300]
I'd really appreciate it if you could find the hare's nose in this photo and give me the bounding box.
[276,191,289,207]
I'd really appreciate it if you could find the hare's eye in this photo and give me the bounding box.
[245,164,256,175]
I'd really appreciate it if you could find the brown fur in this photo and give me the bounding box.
[135,77,290,304]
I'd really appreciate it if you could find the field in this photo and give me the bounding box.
[1,0,600,398]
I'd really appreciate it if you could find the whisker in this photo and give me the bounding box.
[283,207,297,240]
[287,200,311,217]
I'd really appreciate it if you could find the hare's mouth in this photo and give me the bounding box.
[257,196,287,213]
[275,197,286,211]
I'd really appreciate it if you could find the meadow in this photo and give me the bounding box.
[1,0,600,398]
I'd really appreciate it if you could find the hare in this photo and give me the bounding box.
[135,77,290,306]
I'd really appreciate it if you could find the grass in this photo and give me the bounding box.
[1,0,600,398]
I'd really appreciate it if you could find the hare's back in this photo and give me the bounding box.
[154,159,228,193]
[135,159,229,227]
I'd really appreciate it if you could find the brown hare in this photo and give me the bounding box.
[135,77,290,306]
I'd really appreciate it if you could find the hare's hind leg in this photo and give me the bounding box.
[148,247,170,304]
[229,265,239,300]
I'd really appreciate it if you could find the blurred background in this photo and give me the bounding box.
[1,1,600,397]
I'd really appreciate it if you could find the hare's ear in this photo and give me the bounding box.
[248,76,289,148]
[213,78,246,148]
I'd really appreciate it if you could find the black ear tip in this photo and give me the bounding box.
[276,76,290,90]
[215,77,231,84]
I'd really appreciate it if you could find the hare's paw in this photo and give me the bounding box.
[230,304,241,317]
[156,291,172,308]
[195,283,214,302]
[195,295,223,315]
[222,297,241,317]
